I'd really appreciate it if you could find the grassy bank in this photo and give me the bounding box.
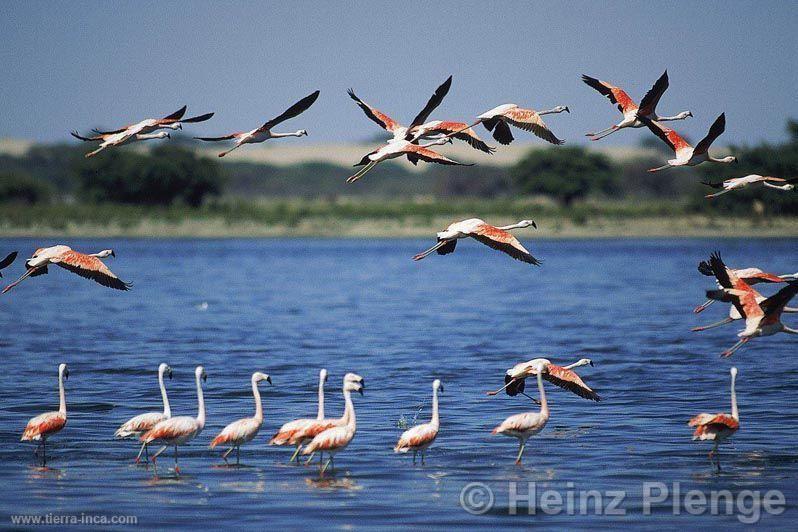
[1,199,797,238]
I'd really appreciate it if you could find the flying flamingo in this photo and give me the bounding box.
[704,253,798,356]
[394,379,442,464]
[3,247,130,294]
[693,288,798,332]
[492,360,549,464]
[21,363,69,466]
[346,137,471,183]
[470,103,569,146]
[639,113,737,172]
[413,218,540,264]
[689,367,739,470]
[88,105,214,137]
[301,376,364,475]
[194,90,320,157]
[487,358,600,402]
[0,251,17,277]
[210,372,272,466]
[114,363,173,463]
[269,369,328,462]
[582,71,692,140]
[701,175,796,198]
[70,128,171,158]
[694,255,789,314]
[140,366,206,475]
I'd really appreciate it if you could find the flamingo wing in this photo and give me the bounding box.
[637,70,669,117]
[759,281,798,318]
[160,105,187,122]
[689,413,738,438]
[406,75,452,133]
[163,112,214,125]
[423,122,494,153]
[543,364,601,401]
[638,115,691,155]
[489,120,514,145]
[347,89,401,132]
[259,90,320,132]
[22,412,66,441]
[502,108,564,145]
[303,426,349,453]
[290,419,338,444]
[581,75,637,113]
[0,251,17,271]
[52,250,131,291]
[194,134,237,141]
[693,113,726,155]
[395,423,438,451]
[140,417,196,443]
[403,144,471,166]
[115,412,166,437]
[210,418,259,447]
[467,224,541,265]
[70,130,103,142]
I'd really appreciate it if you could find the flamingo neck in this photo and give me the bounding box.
[317,375,325,420]
[252,377,263,422]
[563,359,589,370]
[497,221,525,231]
[343,389,356,429]
[536,370,548,417]
[271,131,304,138]
[195,373,206,430]
[658,112,690,121]
[538,107,563,116]
[431,386,439,427]
[782,325,798,334]
[159,368,171,418]
[730,371,738,420]
[58,368,67,415]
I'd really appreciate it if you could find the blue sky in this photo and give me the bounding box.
[1,1,795,146]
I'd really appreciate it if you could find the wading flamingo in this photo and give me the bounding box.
[210,372,271,466]
[301,377,364,475]
[140,366,206,475]
[269,369,328,462]
[21,363,69,466]
[394,379,442,464]
[694,255,788,314]
[346,137,471,183]
[194,90,320,157]
[492,360,549,464]
[114,363,173,463]
[88,105,214,137]
[639,113,736,172]
[473,103,569,145]
[582,71,692,140]
[705,253,798,356]
[413,218,540,264]
[71,129,171,158]
[689,367,739,471]
[0,251,17,277]
[487,358,599,402]
[701,175,796,198]
[3,247,130,294]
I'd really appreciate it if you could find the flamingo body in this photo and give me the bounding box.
[413,218,540,264]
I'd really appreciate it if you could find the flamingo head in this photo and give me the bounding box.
[252,372,272,385]
[518,220,537,229]
[553,106,570,114]
[159,363,173,380]
[320,368,328,383]
[433,379,444,394]
[344,379,364,396]
[299,129,308,136]
[195,366,207,382]
[59,363,69,380]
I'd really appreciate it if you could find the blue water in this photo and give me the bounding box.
[0,237,796,529]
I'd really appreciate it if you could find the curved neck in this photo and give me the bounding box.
[58,369,66,415]
[536,371,548,417]
[252,379,263,422]
[431,386,439,426]
[730,372,738,420]
[317,376,325,420]
[159,369,171,418]
[782,325,798,334]
[195,373,205,429]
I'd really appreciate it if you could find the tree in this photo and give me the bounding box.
[0,171,54,204]
[511,146,617,206]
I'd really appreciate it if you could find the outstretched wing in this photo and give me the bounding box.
[405,75,452,134]
[694,113,726,155]
[259,90,320,132]
[701,181,725,190]
[490,120,514,145]
[544,364,601,401]
[422,122,494,153]
[581,74,637,113]
[403,144,471,166]
[70,130,103,142]
[503,108,564,145]
[638,115,690,154]
[0,251,17,270]
[53,250,132,291]
[161,105,187,122]
[347,89,401,132]
[193,134,237,142]
[759,281,798,318]
[638,70,669,117]
[467,223,540,265]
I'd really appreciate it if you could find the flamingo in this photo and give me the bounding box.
[269,369,328,462]
[693,288,798,332]
[301,376,364,475]
[694,254,792,314]
[394,379,442,464]
[472,103,569,146]
[582,71,692,140]
[412,218,540,264]
[639,113,736,172]
[114,363,173,463]
[21,363,69,466]
[2,246,130,294]
[701,175,796,198]
[689,367,739,471]
[704,253,798,356]
[346,137,471,183]
[210,372,272,466]
[194,90,320,157]
[348,77,493,153]
[70,128,171,158]
[88,105,214,137]
[0,251,17,277]
[492,360,549,464]
[140,366,206,474]
[487,358,600,402]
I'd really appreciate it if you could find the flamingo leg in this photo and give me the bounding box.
[135,442,149,463]
[412,240,449,261]
[85,145,106,158]
[585,125,616,137]
[412,451,417,464]
[520,392,541,405]
[692,317,734,332]
[321,457,332,476]
[218,143,242,158]
[303,451,316,466]
[705,189,733,199]
[174,445,180,475]
[486,378,519,396]
[648,163,673,173]
[289,444,302,463]
[346,161,377,183]
[721,337,750,357]
[588,125,620,141]
[41,439,46,466]
[222,446,234,465]
[236,446,240,466]
[693,299,716,314]
[421,451,426,465]
[515,440,526,464]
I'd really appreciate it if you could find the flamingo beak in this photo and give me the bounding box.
[266,375,272,385]
[168,370,173,380]
[564,107,570,114]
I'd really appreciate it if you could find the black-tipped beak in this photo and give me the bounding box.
[357,387,364,396]
[166,133,171,139]
[589,360,594,367]
[178,124,183,130]
[532,221,537,229]
[564,107,570,114]
[110,250,116,258]
[439,384,444,394]
[168,370,173,380]
[266,375,272,385]
[64,370,70,380]
[202,374,207,382]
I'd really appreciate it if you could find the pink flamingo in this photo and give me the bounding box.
[689,367,739,470]
[394,379,442,464]
[639,113,736,172]
[115,363,173,463]
[269,369,327,462]
[21,363,69,466]
[487,358,599,402]
[413,218,539,264]
[210,372,271,465]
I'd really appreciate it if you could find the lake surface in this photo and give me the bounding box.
[0,237,796,529]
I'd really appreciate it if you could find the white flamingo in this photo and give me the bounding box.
[210,372,272,465]
[394,379,443,464]
[114,363,173,463]
[70,129,171,158]
[702,175,796,198]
